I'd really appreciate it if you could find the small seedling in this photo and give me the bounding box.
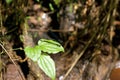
[24,39,64,80]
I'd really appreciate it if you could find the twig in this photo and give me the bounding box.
[0,43,25,80]
[29,28,73,32]
[62,30,97,80]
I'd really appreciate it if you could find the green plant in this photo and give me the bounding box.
[5,0,13,4]
[24,39,64,80]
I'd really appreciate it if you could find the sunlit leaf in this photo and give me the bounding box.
[38,54,56,80]
[38,39,64,54]
[24,46,41,61]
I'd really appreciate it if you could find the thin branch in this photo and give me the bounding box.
[63,29,97,80]
[0,43,25,80]
[29,28,74,32]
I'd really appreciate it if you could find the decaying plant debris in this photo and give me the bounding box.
[0,0,120,80]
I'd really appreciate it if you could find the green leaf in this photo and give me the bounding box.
[6,0,12,4]
[38,39,64,54]
[54,0,61,6]
[24,46,41,61]
[49,3,55,11]
[24,39,64,80]
[36,0,40,2]
[38,54,55,80]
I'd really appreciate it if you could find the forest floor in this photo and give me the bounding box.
[1,0,120,80]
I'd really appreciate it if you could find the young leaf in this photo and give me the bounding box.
[6,0,12,4]
[38,39,64,54]
[38,54,56,80]
[24,46,41,61]
[54,0,61,7]
[49,3,55,11]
